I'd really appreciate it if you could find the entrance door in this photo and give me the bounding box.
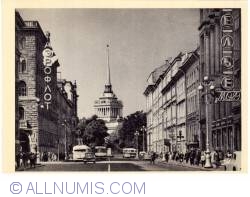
[19,132,30,152]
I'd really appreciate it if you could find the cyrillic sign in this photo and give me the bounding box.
[42,47,57,110]
[215,9,241,102]
[215,90,240,102]
[221,9,234,90]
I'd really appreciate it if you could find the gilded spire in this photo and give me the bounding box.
[104,44,113,94]
[106,44,111,85]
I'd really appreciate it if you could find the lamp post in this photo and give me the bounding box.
[141,126,146,152]
[134,130,139,158]
[198,76,215,168]
[62,120,67,161]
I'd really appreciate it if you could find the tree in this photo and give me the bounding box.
[77,115,109,147]
[118,111,147,151]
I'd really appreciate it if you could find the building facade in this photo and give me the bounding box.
[199,9,241,153]
[144,50,200,154]
[180,50,200,151]
[15,11,78,162]
[94,45,123,139]
[144,62,169,153]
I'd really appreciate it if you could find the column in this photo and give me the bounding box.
[210,25,215,75]
[204,31,210,76]
[214,21,220,74]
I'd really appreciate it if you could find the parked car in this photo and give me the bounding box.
[83,152,96,164]
[139,151,151,161]
[223,151,241,171]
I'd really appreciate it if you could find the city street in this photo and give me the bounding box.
[20,159,218,172]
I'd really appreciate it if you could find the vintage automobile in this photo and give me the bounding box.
[83,152,96,164]
[223,151,241,171]
[138,151,151,161]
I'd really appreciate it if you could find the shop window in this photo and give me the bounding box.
[18,81,27,96]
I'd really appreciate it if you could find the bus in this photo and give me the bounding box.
[122,148,137,158]
[95,146,107,159]
[72,145,91,160]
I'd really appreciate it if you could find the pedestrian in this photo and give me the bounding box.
[214,150,220,168]
[201,152,206,167]
[190,150,195,165]
[16,152,21,169]
[151,152,156,164]
[29,152,36,168]
[196,150,201,166]
[22,152,28,169]
[185,151,190,164]
[165,152,169,163]
[179,152,184,163]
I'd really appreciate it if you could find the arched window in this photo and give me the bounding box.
[19,58,26,73]
[18,81,27,96]
[19,37,26,49]
[19,107,24,120]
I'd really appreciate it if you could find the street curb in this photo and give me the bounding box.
[157,161,223,171]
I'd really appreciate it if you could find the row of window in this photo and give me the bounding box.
[187,94,198,114]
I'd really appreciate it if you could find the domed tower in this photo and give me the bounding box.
[94,45,123,134]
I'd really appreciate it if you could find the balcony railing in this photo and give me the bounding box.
[19,119,32,129]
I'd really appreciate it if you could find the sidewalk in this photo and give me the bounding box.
[157,159,224,171]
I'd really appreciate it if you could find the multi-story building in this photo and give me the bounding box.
[181,49,200,151]
[145,50,200,154]
[15,11,78,162]
[144,61,169,153]
[199,9,241,153]
[161,53,186,153]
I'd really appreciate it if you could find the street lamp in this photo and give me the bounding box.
[134,130,139,158]
[198,76,214,168]
[62,120,67,161]
[141,126,146,152]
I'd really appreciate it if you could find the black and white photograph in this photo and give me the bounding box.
[14,8,242,172]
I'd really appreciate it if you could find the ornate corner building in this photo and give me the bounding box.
[199,9,241,152]
[15,11,79,161]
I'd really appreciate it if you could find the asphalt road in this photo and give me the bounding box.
[20,160,204,172]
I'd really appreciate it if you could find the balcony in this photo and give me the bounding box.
[19,119,32,132]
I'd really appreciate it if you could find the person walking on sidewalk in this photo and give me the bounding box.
[190,150,195,165]
[201,152,206,167]
[151,152,157,164]
[165,152,169,163]
[185,151,190,164]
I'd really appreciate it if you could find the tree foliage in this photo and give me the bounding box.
[77,115,109,147]
[118,111,147,151]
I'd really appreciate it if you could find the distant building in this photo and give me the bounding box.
[15,11,78,162]
[94,45,123,139]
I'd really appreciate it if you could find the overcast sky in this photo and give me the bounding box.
[18,9,199,118]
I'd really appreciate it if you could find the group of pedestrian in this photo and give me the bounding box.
[162,149,206,167]
[16,151,37,170]
[40,151,58,162]
[147,148,229,168]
